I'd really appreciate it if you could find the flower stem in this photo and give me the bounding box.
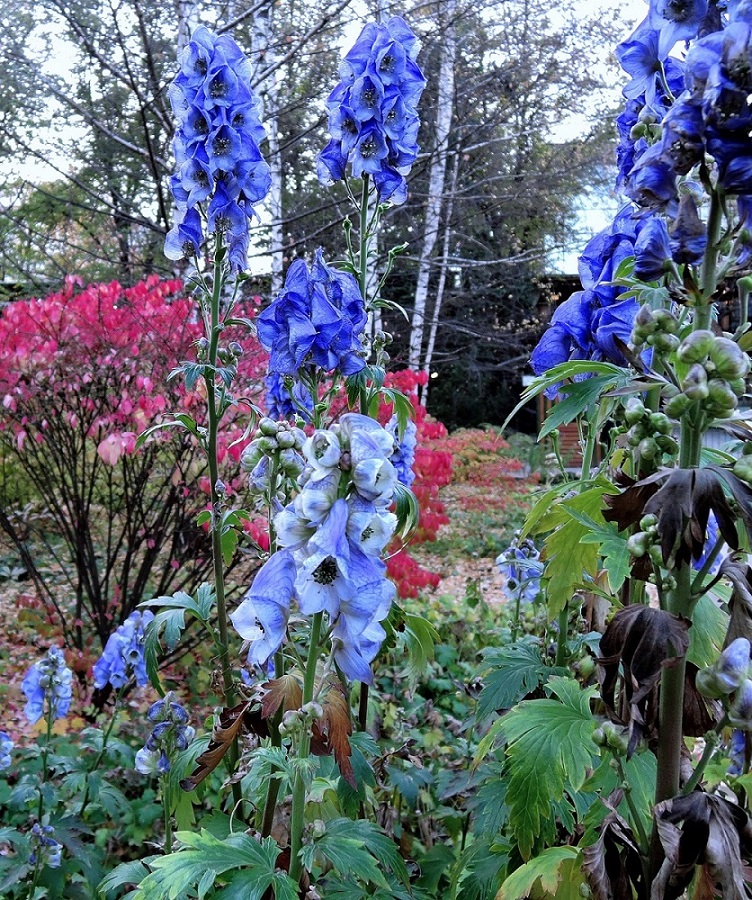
[204,235,242,812]
[288,611,323,885]
[161,773,173,853]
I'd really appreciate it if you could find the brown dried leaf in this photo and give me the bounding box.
[180,700,266,792]
[260,675,303,720]
[311,682,355,788]
[582,807,645,900]
[652,793,752,900]
[720,558,752,647]
[603,469,668,530]
[599,606,690,755]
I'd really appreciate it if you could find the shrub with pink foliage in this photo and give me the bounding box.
[0,275,267,655]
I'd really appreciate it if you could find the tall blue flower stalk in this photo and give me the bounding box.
[165,26,271,269]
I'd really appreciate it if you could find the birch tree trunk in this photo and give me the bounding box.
[421,144,459,405]
[407,0,456,373]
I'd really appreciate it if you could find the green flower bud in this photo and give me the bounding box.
[276,431,296,450]
[648,413,672,435]
[258,418,279,437]
[708,337,751,380]
[638,437,658,460]
[256,435,279,454]
[651,333,680,354]
[676,329,715,364]
[627,532,650,557]
[682,363,709,400]
[707,378,739,413]
[639,513,659,531]
[655,434,679,455]
[733,456,752,485]
[624,397,646,426]
[664,393,691,418]
[653,309,680,334]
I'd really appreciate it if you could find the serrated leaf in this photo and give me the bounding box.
[536,487,617,617]
[398,611,439,680]
[133,831,283,900]
[314,820,409,888]
[260,675,302,719]
[476,642,548,718]
[539,375,620,439]
[566,509,631,594]
[181,703,261,792]
[311,682,355,787]
[497,678,599,859]
[496,847,581,900]
[97,859,151,897]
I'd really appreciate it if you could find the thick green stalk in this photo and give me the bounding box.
[288,611,323,885]
[161,774,173,852]
[203,237,242,812]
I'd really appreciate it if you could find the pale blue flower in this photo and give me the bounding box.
[22,647,72,725]
[93,610,155,690]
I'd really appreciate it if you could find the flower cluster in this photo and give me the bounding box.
[22,647,73,725]
[92,610,155,690]
[496,534,542,603]
[135,693,194,775]
[29,823,62,869]
[232,413,401,683]
[257,249,367,377]
[531,207,643,378]
[165,26,271,270]
[0,732,12,770]
[697,637,750,698]
[386,415,417,487]
[318,16,426,204]
[265,373,313,423]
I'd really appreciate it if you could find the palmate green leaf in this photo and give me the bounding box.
[398,611,439,681]
[97,859,152,898]
[132,831,287,900]
[498,677,599,860]
[565,508,631,594]
[539,375,621,439]
[475,641,549,718]
[496,847,582,900]
[535,486,618,617]
[309,819,410,889]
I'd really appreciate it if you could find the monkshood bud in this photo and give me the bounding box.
[0,732,12,770]
[165,26,271,269]
[633,216,672,280]
[317,16,426,204]
[670,194,707,265]
[136,692,194,775]
[496,534,542,602]
[697,637,751,698]
[730,678,752,729]
[264,373,314,423]
[386,415,417,487]
[22,646,73,725]
[29,823,62,869]
[92,610,155,690]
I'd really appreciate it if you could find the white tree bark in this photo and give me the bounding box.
[407,0,456,372]
[421,144,459,405]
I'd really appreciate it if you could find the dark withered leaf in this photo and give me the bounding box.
[719,558,752,647]
[652,793,752,900]
[260,674,303,720]
[599,606,690,755]
[310,682,355,788]
[582,805,645,900]
[603,469,669,530]
[180,700,266,792]
[708,464,752,546]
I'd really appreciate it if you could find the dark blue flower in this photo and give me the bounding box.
[29,824,62,869]
[264,373,313,422]
[386,416,417,487]
[257,249,367,377]
[93,610,155,690]
[22,647,72,725]
[318,16,426,204]
[649,0,708,56]
[136,692,194,776]
[166,26,271,269]
[164,207,203,261]
[633,215,672,279]
[670,193,707,264]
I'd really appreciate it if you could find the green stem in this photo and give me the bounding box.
[38,700,55,821]
[288,611,323,885]
[614,754,650,855]
[161,774,173,853]
[359,174,371,302]
[555,606,569,667]
[682,720,727,795]
[204,234,242,812]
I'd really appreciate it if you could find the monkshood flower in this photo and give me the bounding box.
[92,610,155,690]
[532,212,644,380]
[386,415,417,487]
[232,415,399,683]
[135,692,194,775]
[165,26,271,269]
[0,732,12,770]
[633,216,672,279]
[696,637,750,698]
[649,0,708,56]
[318,16,427,204]
[496,534,542,603]
[257,249,367,377]
[29,823,62,869]
[22,646,73,725]
[728,727,747,776]
[730,677,752,729]
[265,373,313,422]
